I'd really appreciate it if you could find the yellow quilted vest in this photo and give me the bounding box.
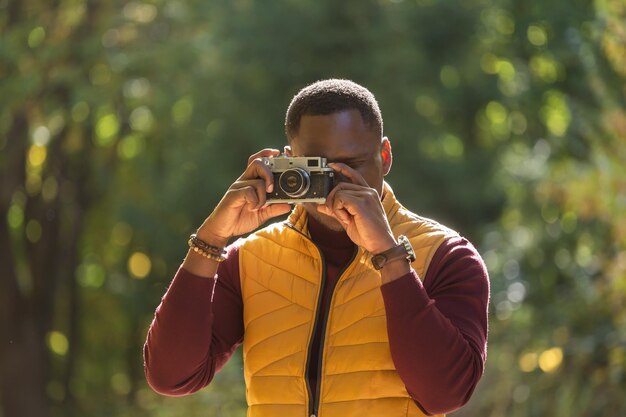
[239,183,458,417]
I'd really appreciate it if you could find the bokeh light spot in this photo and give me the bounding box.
[172,96,194,125]
[111,373,131,395]
[508,111,527,135]
[554,248,571,270]
[47,331,69,356]
[540,90,570,136]
[7,204,24,229]
[28,145,47,167]
[32,126,51,146]
[528,25,547,46]
[28,26,46,48]
[539,347,563,373]
[415,95,440,120]
[123,2,158,23]
[513,384,530,403]
[441,133,464,158]
[481,53,498,74]
[117,134,145,159]
[77,263,106,288]
[124,78,151,99]
[129,106,154,132]
[519,352,538,372]
[42,177,59,202]
[128,252,151,279]
[95,113,120,146]
[496,60,515,81]
[440,65,460,88]
[26,219,42,243]
[494,13,515,35]
[486,101,508,124]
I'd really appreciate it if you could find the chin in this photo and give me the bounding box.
[302,203,345,232]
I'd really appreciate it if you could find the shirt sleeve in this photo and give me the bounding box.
[143,242,244,396]
[380,236,490,415]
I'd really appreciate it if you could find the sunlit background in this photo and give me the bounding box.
[1,0,625,416]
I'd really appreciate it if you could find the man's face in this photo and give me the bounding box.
[286,109,391,231]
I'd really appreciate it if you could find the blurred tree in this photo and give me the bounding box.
[1,1,106,415]
[455,0,626,416]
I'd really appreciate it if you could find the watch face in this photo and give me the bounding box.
[400,235,416,262]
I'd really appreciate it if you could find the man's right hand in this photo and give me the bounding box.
[195,148,292,248]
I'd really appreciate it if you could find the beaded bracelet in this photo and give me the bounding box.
[188,234,227,262]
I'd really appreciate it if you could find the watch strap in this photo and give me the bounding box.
[371,235,416,270]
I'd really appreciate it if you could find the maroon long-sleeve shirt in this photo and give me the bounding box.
[144,215,490,415]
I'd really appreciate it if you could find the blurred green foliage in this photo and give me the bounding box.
[1,0,625,416]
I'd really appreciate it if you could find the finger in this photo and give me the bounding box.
[316,203,350,228]
[328,162,369,187]
[259,203,292,223]
[231,179,267,209]
[316,204,332,216]
[325,182,371,213]
[333,205,352,224]
[226,185,260,211]
[247,148,281,166]
[240,158,275,193]
[332,189,373,217]
[313,200,347,222]
[332,192,355,218]
[321,189,356,224]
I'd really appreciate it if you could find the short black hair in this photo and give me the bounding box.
[284,79,383,140]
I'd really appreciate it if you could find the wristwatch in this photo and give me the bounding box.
[371,235,416,270]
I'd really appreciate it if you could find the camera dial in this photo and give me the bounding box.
[279,168,310,198]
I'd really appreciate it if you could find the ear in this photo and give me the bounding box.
[284,145,293,156]
[381,137,392,176]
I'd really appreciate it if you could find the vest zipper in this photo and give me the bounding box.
[305,243,326,417]
[287,222,359,417]
[308,246,358,417]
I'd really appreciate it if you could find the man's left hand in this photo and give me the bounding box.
[316,163,397,254]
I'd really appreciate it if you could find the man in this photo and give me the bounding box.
[144,79,489,417]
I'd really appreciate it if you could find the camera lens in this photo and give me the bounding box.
[279,168,310,198]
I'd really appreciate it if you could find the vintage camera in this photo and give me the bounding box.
[262,155,335,204]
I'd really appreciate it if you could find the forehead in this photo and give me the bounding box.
[290,110,380,159]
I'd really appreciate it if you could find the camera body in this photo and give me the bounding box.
[261,155,335,204]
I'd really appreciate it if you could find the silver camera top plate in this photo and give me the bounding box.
[262,155,333,172]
